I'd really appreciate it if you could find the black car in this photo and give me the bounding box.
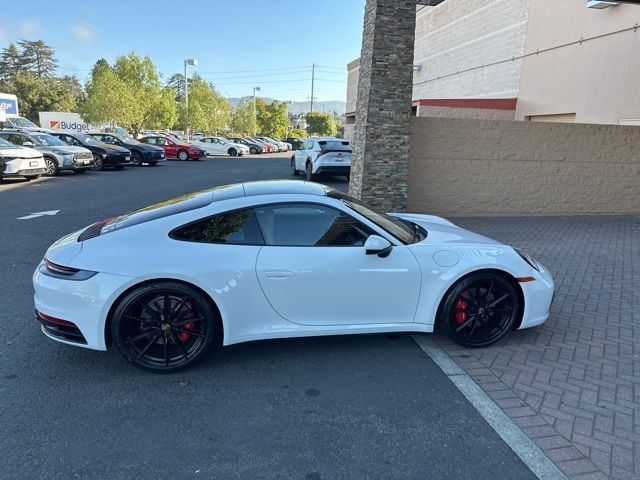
[52,132,133,171]
[226,137,264,155]
[89,133,165,167]
[286,137,306,151]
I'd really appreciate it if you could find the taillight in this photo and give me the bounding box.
[40,258,97,281]
[77,217,117,242]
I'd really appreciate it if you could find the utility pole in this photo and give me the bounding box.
[253,86,261,137]
[184,58,197,141]
[310,63,315,113]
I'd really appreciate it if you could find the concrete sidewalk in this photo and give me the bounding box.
[436,215,640,479]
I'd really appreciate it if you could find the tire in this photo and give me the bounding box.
[177,150,189,161]
[73,168,87,174]
[113,165,125,170]
[291,158,299,176]
[249,147,258,155]
[92,154,104,171]
[228,148,237,157]
[440,272,521,348]
[131,151,143,167]
[43,157,59,176]
[147,162,158,167]
[305,161,314,181]
[23,175,41,181]
[111,281,217,373]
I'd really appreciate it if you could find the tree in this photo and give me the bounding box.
[287,128,307,139]
[177,78,230,133]
[230,99,257,136]
[112,52,176,137]
[0,43,23,82]
[306,111,337,137]
[80,60,132,128]
[256,99,289,139]
[60,75,85,107]
[166,73,186,101]
[18,40,58,78]
[1,73,75,121]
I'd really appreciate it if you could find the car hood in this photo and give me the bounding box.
[0,145,43,159]
[391,213,503,246]
[102,144,130,154]
[45,145,92,155]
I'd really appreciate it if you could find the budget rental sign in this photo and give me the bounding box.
[39,112,94,133]
[0,93,19,116]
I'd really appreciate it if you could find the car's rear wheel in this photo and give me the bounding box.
[305,161,314,181]
[112,282,216,373]
[228,148,237,157]
[131,151,143,166]
[93,154,104,171]
[440,272,520,348]
[177,150,189,161]
[44,157,59,176]
[291,158,299,176]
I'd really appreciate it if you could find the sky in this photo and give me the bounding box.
[0,0,366,104]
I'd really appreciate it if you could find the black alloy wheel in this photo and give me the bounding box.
[305,161,314,181]
[228,148,237,157]
[177,150,189,161]
[44,157,59,176]
[92,154,104,171]
[440,272,520,348]
[131,151,143,166]
[112,282,216,372]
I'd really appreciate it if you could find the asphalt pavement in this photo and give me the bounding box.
[0,155,536,479]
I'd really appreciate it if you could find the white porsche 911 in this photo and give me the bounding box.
[33,181,554,372]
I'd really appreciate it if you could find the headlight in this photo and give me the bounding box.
[514,248,540,271]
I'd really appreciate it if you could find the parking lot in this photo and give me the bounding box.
[0,154,538,480]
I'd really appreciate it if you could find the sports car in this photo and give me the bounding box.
[33,181,554,372]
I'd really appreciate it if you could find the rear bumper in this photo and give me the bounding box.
[315,165,351,175]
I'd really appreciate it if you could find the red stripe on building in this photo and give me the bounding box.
[412,98,518,110]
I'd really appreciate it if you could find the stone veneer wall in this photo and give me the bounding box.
[349,0,417,212]
[407,117,640,216]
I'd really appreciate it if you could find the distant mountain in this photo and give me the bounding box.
[229,97,346,116]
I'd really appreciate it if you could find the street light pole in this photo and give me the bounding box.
[253,86,261,137]
[184,58,198,141]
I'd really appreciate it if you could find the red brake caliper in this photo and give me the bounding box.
[454,294,469,325]
[179,309,196,343]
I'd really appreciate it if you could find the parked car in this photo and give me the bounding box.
[52,132,132,171]
[2,115,54,133]
[89,133,165,167]
[251,137,276,153]
[33,180,554,372]
[0,136,46,180]
[0,130,94,175]
[254,136,283,152]
[286,137,307,151]
[292,137,352,181]
[190,137,250,157]
[139,135,206,161]
[191,132,204,141]
[258,136,290,152]
[226,137,264,155]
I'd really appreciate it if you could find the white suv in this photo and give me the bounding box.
[291,137,352,181]
[0,136,46,180]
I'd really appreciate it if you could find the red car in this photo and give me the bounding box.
[139,135,206,161]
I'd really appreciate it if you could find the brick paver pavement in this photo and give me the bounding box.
[432,216,640,480]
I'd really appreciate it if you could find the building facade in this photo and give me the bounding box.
[345,0,640,141]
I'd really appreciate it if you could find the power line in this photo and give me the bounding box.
[197,65,311,74]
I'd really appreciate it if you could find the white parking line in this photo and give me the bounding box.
[17,210,60,220]
[411,334,568,480]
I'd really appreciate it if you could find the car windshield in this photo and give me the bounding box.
[33,134,65,146]
[9,117,37,128]
[78,135,102,146]
[329,191,418,245]
[319,140,351,153]
[0,137,12,147]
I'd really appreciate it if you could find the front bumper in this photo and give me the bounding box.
[143,151,166,162]
[105,153,133,166]
[33,265,135,351]
[2,157,46,177]
[189,150,206,159]
[517,262,555,330]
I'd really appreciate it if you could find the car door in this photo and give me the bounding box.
[254,202,422,326]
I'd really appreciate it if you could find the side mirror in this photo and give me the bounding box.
[364,235,393,258]
[23,141,34,147]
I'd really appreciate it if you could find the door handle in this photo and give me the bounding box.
[265,270,297,278]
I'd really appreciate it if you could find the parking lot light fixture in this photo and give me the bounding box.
[184,58,198,141]
[253,87,261,136]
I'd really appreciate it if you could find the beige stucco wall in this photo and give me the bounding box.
[407,117,640,216]
[515,1,640,124]
[345,58,360,115]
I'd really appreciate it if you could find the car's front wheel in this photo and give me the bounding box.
[93,154,104,171]
[44,157,59,176]
[228,148,237,157]
[249,147,258,155]
[440,272,520,348]
[131,151,143,166]
[177,150,189,161]
[111,282,217,373]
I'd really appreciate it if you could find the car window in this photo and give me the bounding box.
[170,209,264,245]
[254,203,374,247]
[157,138,167,145]
[6,134,31,145]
